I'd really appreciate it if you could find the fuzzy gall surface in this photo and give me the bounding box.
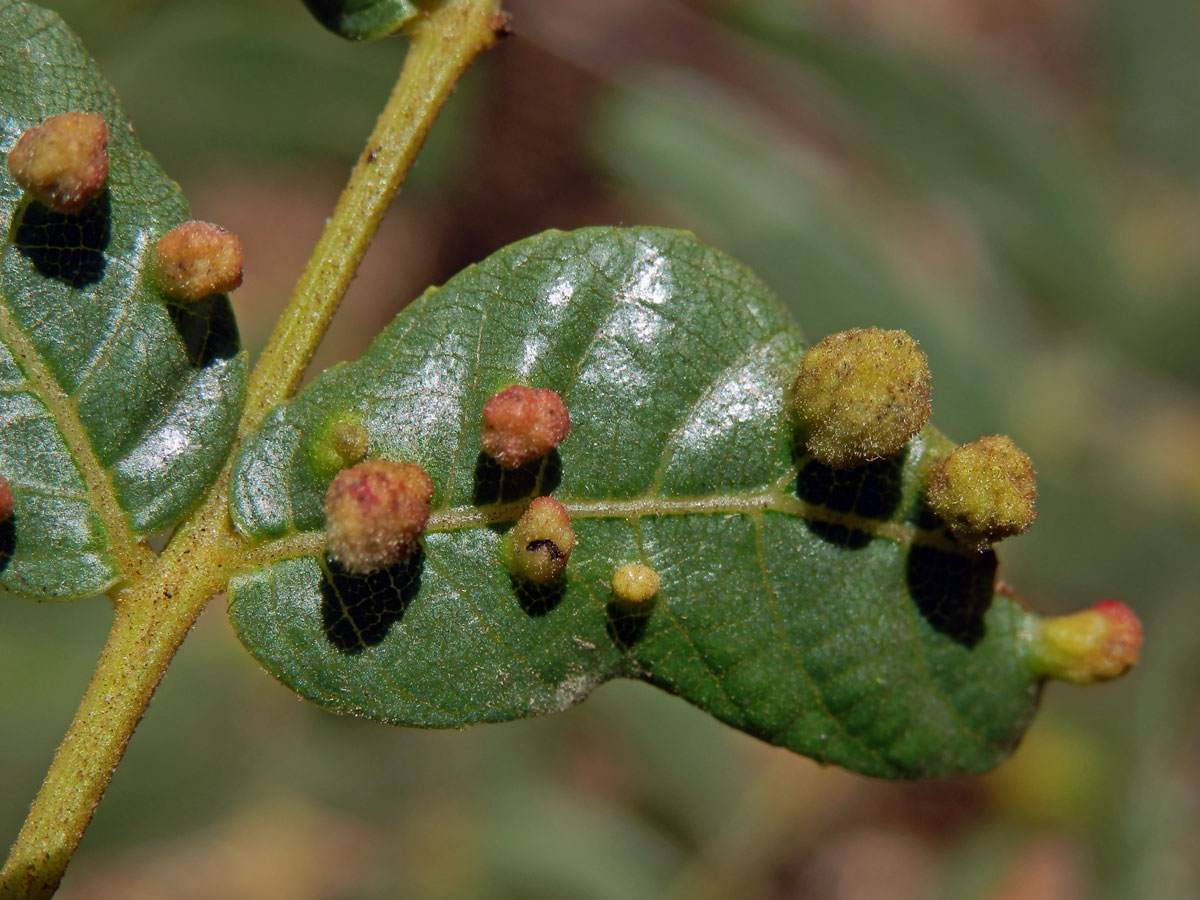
[152,220,243,302]
[792,328,931,469]
[481,385,570,468]
[927,434,1036,549]
[6,111,109,214]
[324,460,433,574]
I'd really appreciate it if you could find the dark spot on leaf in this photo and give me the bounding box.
[0,515,14,576]
[796,451,905,519]
[803,521,872,549]
[12,191,110,286]
[472,448,561,508]
[512,576,565,617]
[166,293,241,367]
[914,493,944,531]
[796,450,904,549]
[906,545,995,648]
[525,538,564,561]
[606,599,652,649]
[320,547,423,652]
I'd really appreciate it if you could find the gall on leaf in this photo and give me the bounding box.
[611,563,660,605]
[150,220,244,302]
[305,410,370,480]
[324,459,433,574]
[926,434,1037,550]
[0,475,12,522]
[792,327,931,469]
[481,385,570,468]
[6,111,108,214]
[1029,599,1142,684]
[505,496,575,584]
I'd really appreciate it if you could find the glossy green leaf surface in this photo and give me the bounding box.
[229,227,1041,778]
[300,0,419,41]
[0,1,246,598]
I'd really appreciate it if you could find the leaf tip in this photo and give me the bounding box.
[792,328,931,468]
[324,459,432,574]
[7,111,109,214]
[481,385,570,468]
[151,221,244,302]
[506,497,576,584]
[1030,599,1142,684]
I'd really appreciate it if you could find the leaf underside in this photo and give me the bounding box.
[0,1,246,598]
[229,227,1042,778]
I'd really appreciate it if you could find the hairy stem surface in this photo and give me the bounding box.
[1,3,502,896]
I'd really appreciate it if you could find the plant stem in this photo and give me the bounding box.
[241,0,505,438]
[1,3,502,896]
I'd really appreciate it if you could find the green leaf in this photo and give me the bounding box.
[228,227,1041,778]
[300,0,420,41]
[0,1,246,598]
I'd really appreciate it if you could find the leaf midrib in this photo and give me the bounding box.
[0,299,152,579]
[236,476,962,570]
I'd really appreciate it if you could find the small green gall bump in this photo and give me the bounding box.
[6,112,109,214]
[324,459,433,574]
[1030,600,1142,684]
[0,475,12,522]
[792,327,931,469]
[926,434,1036,549]
[482,385,570,468]
[306,411,370,479]
[506,497,576,584]
[151,221,244,302]
[612,563,659,605]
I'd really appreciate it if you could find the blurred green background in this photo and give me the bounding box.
[4,0,1200,897]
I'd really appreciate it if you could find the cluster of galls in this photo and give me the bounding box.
[6,112,244,302]
[792,327,1036,551]
[0,113,248,536]
[321,386,661,607]
[792,327,1139,683]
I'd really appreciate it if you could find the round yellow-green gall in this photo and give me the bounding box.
[926,434,1036,548]
[792,328,931,468]
[7,112,109,213]
[151,221,243,301]
[612,563,659,605]
[324,459,433,574]
[506,497,576,584]
[306,411,369,479]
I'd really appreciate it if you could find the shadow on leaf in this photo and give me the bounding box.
[906,545,995,648]
[166,294,241,368]
[472,449,561,509]
[320,548,424,652]
[0,516,14,576]
[606,599,653,649]
[795,449,905,549]
[12,192,111,287]
[512,576,566,617]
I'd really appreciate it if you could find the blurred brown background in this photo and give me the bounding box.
[4,1,1200,897]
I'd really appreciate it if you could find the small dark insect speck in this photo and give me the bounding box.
[526,538,564,561]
